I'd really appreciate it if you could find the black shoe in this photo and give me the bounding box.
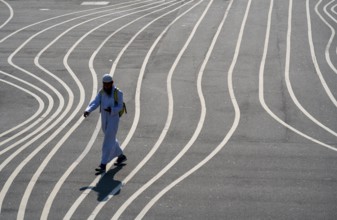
[95,170,105,175]
[95,164,106,172]
[114,154,127,165]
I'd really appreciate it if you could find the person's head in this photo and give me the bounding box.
[102,74,113,95]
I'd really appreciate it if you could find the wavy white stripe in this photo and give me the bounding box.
[0,79,43,132]
[0,71,45,140]
[0,0,13,29]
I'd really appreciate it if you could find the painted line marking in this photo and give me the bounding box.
[81,1,110,6]
[0,0,14,29]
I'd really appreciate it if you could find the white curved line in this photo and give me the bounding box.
[112,0,217,218]
[0,0,13,29]
[0,0,145,43]
[331,3,337,19]
[0,79,44,134]
[331,3,337,14]
[0,71,45,140]
[135,0,243,218]
[259,0,337,157]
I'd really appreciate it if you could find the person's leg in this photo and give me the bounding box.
[102,116,124,165]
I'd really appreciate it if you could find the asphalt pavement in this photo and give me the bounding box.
[1,0,337,219]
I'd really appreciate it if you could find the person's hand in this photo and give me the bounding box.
[83,111,90,117]
[104,107,111,113]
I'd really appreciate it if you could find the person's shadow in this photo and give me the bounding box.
[80,165,124,201]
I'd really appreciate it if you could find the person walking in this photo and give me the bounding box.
[83,74,127,173]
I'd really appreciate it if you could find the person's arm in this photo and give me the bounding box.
[83,92,101,117]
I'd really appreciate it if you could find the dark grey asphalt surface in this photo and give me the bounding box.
[1,0,337,219]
